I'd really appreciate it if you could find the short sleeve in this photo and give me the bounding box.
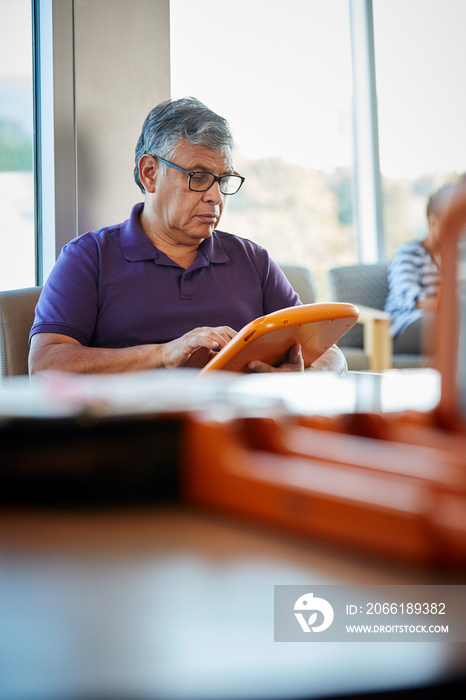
[29,237,101,345]
[260,253,301,314]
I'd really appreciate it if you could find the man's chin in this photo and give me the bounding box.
[189,225,215,240]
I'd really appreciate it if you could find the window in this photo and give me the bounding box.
[170,0,356,299]
[0,0,35,291]
[373,0,466,259]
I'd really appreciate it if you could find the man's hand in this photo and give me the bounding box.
[247,343,347,374]
[247,343,305,373]
[161,326,237,368]
[306,345,347,372]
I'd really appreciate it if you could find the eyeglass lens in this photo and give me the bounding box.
[189,172,243,195]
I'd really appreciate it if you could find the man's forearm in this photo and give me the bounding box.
[29,325,237,375]
[29,335,164,375]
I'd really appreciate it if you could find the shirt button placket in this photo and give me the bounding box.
[180,271,192,301]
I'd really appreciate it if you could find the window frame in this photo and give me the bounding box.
[33,0,77,285]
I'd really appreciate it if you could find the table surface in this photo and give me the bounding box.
[0,369,463,698]
[0,367,442,420]
[1,506,465,700]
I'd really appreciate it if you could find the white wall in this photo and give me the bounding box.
[74,0,170,235]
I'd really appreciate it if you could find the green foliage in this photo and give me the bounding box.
[0,119,33,171]
[222,152,357,298]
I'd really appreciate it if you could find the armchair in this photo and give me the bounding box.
[278,263,316,304]
[329,264,423,371]
[0,286,42,377]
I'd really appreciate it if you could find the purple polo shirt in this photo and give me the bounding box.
[30,203,300,348]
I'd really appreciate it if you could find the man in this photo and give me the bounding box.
[29,97,346,375]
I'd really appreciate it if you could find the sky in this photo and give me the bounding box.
[170,0,466,179]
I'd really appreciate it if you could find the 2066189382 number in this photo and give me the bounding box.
[366,602,446,615]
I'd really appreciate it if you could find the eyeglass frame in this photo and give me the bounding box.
[151,155,245,195]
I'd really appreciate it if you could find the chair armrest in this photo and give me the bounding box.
[356,305,393,372]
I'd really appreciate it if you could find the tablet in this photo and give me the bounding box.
[199,302,359,374]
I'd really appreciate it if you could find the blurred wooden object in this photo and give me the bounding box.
[434,177,466,429]
[182,412,466,568]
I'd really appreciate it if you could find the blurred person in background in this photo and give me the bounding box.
[384,182,458,356]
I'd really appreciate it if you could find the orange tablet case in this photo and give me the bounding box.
[199,302,359,374]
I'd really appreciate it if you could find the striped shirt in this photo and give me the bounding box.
[384,241,441,338]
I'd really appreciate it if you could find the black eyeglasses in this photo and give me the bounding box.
[153,155,245,195]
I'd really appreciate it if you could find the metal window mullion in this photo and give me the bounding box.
[349,0,385,263]
[34,0,77,285]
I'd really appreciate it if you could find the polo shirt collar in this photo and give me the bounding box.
[120,202,231,267]
[120,203,159,262]
[197,232,230,265]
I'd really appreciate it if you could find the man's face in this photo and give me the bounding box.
[149,142,233,245]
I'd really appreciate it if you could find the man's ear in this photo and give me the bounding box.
[138,155,157,193]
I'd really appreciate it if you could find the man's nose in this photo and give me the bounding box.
[203,179,223,204]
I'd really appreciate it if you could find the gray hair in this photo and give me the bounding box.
[134,97,235,193]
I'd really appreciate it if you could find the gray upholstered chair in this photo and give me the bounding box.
[0,286,42,377]
[278,263,315,304]
[329,264,423,371]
